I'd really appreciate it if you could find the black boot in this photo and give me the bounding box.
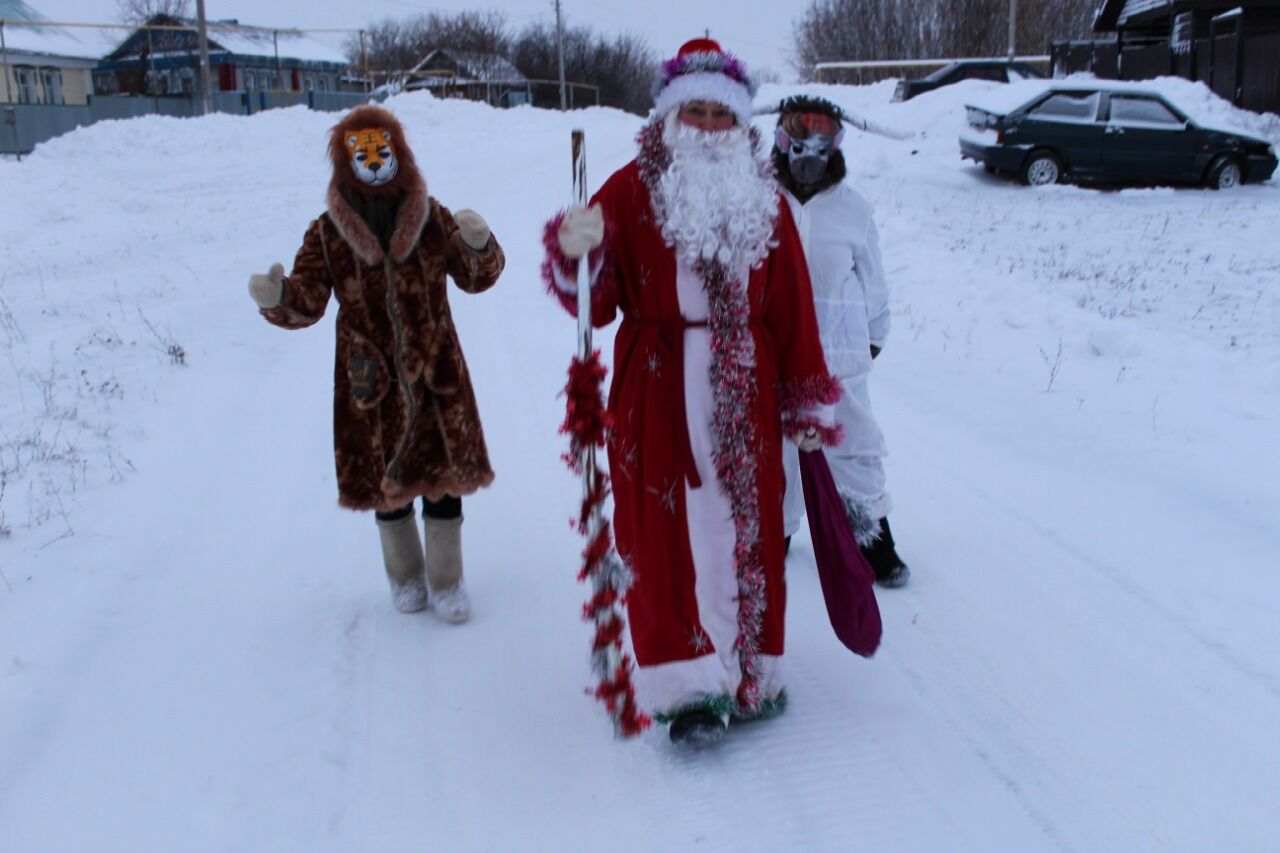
[669,708,729,746]
[861,516,910,588]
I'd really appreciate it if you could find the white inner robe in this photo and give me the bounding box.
[632,260,783,716]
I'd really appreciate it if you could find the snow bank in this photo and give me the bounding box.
[2,79,1279,853]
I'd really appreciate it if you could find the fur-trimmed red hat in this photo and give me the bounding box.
[652,38,756,125]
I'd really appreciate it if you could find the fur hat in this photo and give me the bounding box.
[328,104,423,198]
[652,38,756,125]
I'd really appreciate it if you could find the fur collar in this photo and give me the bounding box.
[326,169,430,266]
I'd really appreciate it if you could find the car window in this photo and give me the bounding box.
[1027,92,1101,122]
[923,65,955,83]
[1109,97,1182,126]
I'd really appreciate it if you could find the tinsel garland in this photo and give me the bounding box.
[702,259,767,714]
[560,350,651,737]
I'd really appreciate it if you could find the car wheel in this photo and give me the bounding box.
[1022,151,1062,187]
[1207,156,1242,190]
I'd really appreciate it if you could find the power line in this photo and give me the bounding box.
[0,19,365,34]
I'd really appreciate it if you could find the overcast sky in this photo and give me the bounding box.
[30,0,809,81]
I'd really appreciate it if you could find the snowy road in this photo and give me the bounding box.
[3,81,1279,851]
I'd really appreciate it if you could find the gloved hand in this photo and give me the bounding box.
[453,208,491,250]
[790,427,823,453]
[249,263,284,309]
[557,204,604,259]
[870,344,882,360]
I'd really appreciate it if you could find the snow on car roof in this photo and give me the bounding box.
[962,78,1183,116]
[961,74,1273,139]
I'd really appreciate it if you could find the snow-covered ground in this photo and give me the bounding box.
[2,77,1278,851]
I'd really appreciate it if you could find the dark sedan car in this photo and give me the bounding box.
[959,82,1278,189]
[892,60,1044,102]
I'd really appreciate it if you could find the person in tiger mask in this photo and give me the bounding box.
[772,95,910,588]
[247,104,504,620]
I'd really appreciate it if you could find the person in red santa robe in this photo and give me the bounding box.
[542,39,843,745]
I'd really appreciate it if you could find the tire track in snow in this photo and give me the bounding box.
[642,656,986,852]
[891,652,1077,853]
[323,597,439,847]
[914,430,1280,703]
[876,392,1280,850]
[322,606,370,836]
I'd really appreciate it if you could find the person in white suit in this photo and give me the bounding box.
[773,96,909,587]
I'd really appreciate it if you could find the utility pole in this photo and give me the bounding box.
[273,30,282,92]
[360,30,370,95]
[1,21,14,104]
[1008,0,1018,59]
[195,0,213,115]
[555,0,566,110]
[2,21,21,161]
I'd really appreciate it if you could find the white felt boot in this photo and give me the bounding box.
[424,516,470,624]
[377,513,429,613]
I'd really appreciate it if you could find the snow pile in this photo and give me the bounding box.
[2,81,1279,852]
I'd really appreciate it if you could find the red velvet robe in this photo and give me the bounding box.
[544,148,841,718]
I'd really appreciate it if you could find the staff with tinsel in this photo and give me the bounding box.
[559,129,649,737]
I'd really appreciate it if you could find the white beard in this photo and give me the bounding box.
[654,119,778,273]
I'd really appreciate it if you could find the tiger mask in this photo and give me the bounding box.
[328,105,422,197]
[345,127,398,186]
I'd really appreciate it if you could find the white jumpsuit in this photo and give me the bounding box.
[781,182,892,543]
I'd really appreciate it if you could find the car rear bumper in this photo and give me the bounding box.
[959,138,1028,172]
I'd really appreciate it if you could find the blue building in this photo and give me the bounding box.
[94,14,350,97]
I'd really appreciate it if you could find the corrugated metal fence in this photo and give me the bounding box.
[1241,33,1280,114]
[1052,36,1280,116]
[2,90,375,156]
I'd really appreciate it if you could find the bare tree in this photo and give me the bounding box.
[793,0,1100,81]
[347,17,422,82]
[347,10,511,83]
[512,22,656,114]
[116,0,192,23]
[346,9,657,114]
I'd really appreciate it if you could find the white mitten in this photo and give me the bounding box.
[791,428,823,453]
[248,263,284,309]
[453,208,491,250]
[557,204,604,259]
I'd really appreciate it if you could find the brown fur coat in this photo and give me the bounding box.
[261,166,504,512]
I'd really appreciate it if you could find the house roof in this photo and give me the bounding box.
[204,24,348,66]
[1094,0,1280,31]
[411,48,526,83]
[103,15,348,66]
[0,0,107,61]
